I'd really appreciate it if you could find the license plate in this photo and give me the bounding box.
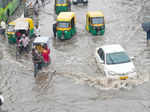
[120,76,128,80]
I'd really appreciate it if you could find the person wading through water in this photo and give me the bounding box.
[32,48,43,77]
[53,22,57,38]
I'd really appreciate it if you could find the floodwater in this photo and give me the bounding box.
[0,0,150,112]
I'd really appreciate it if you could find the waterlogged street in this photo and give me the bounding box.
[0,0,150,112]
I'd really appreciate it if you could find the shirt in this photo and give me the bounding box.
[21,37,30,47]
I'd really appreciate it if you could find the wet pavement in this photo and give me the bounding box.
[0,0,150,111]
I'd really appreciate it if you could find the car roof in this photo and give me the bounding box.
[57,12,75,22]
[33,36,50,44]
[100,44,125,53]
[87,11,104,17]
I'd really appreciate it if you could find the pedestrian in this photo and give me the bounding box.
[0,92,4,106]
[32,48,43,77]
[53,22,57,38]
[147,30,150,40]
[34,25,40,37]
[0,20,6,39]
[42,45,50,66]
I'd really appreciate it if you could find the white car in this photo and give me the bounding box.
[95,44,137,80]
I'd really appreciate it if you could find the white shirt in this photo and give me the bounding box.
[21,37,30,47]
[35,27,40,36]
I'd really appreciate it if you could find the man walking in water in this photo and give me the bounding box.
[32,48,43,77]
[53,22,57,38]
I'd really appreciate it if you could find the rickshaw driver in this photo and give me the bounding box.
[32,48,43,77]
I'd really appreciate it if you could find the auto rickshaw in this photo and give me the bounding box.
[7,20,17,44]
[55,0,71,14]
[86,11,105,35]
[56,12,76,40]
[7,17,34,44]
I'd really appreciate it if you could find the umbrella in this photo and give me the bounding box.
[142,22,150,32]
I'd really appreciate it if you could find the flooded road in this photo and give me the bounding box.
[0,0,150,111]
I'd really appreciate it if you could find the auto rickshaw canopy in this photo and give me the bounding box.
[33,36,51,53]
[15,17,34,30]
[57,12,75,22]
[15,21,29,31]
[87,11,104,18]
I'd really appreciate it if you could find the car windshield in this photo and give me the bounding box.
[7,25,15,32]
[91,17,104,24]
[57,22,70,28]
[106,52,131,65]
[57,0,66,4]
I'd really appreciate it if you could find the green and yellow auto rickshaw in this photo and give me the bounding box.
[56,12,76,40]
[7,17,34,44]
[7,20,17,43]
[55,0,71,14]
[86,11,105,35]
[16,17,34,38]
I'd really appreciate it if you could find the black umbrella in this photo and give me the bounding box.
[142,22,150,32]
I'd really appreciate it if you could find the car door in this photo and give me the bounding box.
[96,48,105,73]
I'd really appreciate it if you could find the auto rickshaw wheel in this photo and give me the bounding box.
[73,2,77,5]
[83,2,88,5]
